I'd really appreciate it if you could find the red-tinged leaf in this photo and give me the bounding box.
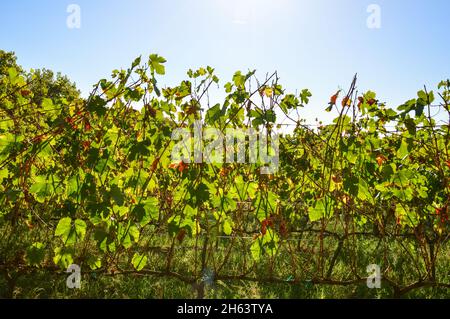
[261,224,267,235]
[177,229,186,242]
[84,120,91,131]
[32,134,45,144]
[261,218,273,235]
[357,96,364,109]
[220,167,228,177]
[342,96,351,107]
[25,220,34,230]
[178,161,188,173]
[169,162,179,169]
[151,157,160,172]
[332,174,342,183]
[65,117,74,124]
[82,140,91,151]
[169,161,189,173]
[376,155,386,167]
[20,89,31,97]
[330,91,340,105]
[279,220,288,237]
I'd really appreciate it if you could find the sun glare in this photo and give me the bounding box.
[215,0,293,25]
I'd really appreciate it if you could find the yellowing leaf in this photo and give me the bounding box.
[264,87,273,97]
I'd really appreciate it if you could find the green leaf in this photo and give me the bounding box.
[396,139,410,159]
[131,56,142,68]
[94,229,108,252]
[308,198,326,222]
[250,239,262,261]
[29,175,56,203]
[55,217,72,238]
[129,225,140,243]
[132,253,148,271]
[280,94,300,113]
[223,218,233,236]
[300,89,312,105]
[55,217,86,245]
[8,67,18,84]
[0,167,8,182]
[232,71,246,87]
[128,139,151,161]
[53,247,73,269]
[74,219,87,241]
[124,87,144,102]
[398,99,416,114]
[224,82,233,93]
[110,184,125,206]
[86,96,107,116]
[149,54,166,75]
[66,175,79,196]
[191,183,210,205]
[41,98,54,111]
[132,197,159,226]
[357,178,373,204]
[206,104,223,125]
[175,81,191,101]
[184,204,196,217]
[87,256,102,270]
[26,242,46,266]
[168,215,182,236]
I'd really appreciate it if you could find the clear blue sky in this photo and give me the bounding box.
[1,0,449,124]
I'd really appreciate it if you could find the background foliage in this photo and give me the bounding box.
[0,51,449,298]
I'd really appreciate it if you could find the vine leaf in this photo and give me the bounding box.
[132,253,148,271]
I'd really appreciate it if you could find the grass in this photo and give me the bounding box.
[1,230,448,299]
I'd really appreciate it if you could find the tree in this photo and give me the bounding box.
[27,68,80,104]
[0,50,23,75]
[0,50,80,104]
